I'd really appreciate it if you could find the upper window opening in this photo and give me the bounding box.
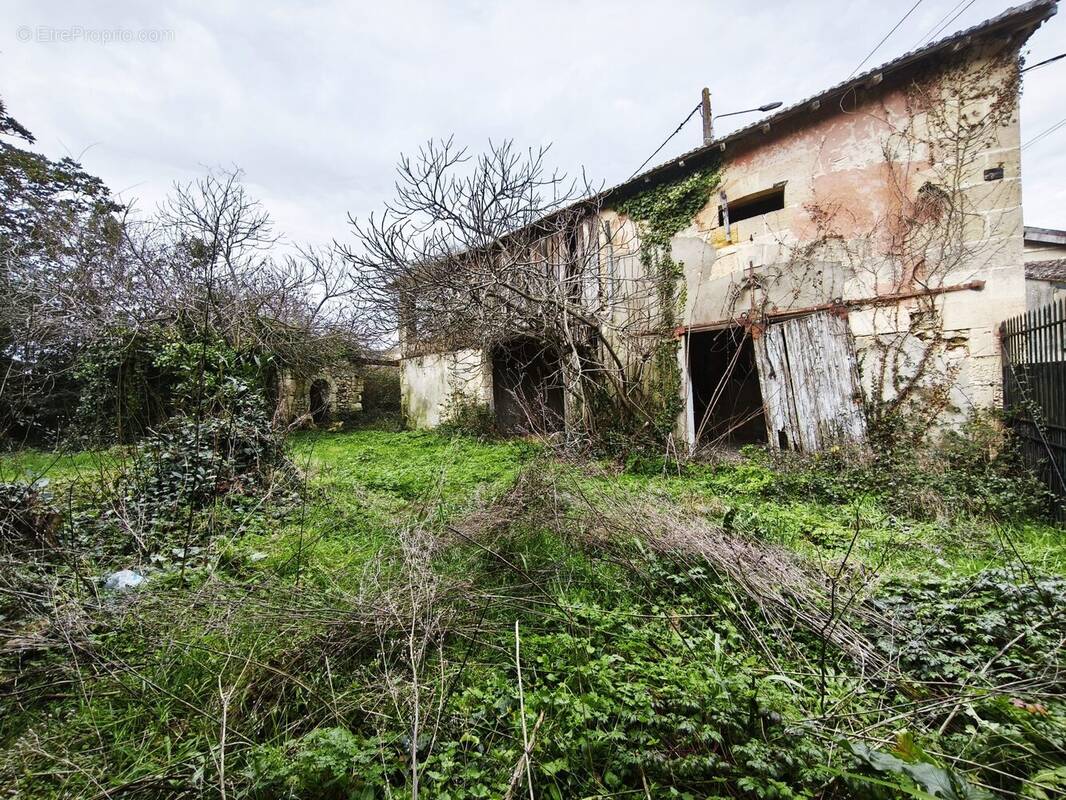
[719,185,785,227]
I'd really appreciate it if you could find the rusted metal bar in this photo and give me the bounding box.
[675,279,986,337]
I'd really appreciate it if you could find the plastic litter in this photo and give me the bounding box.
[104,569,144,591]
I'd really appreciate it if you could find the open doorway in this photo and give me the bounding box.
[688,328,767,447]
[492,338,565,435]
[309,378,332,426]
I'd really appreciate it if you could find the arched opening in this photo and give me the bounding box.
[309,378,332,426]
[491,338,565,435]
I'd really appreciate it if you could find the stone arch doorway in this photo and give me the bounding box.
[309,378,332,426]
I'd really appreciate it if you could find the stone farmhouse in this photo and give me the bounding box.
[399,0,1059,451]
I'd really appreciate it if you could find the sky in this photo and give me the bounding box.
[3,0,1064,253]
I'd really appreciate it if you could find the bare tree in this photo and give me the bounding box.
[0,151,369,442]
[340,139,679,440]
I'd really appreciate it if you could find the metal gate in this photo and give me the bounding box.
[1000,299,1066,519]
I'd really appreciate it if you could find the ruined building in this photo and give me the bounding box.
[399,0,1058,450]
[276,363,365,427]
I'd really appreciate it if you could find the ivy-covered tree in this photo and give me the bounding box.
[0,96,367,445]
[0,97,124,442]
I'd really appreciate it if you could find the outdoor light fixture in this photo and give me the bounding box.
[714,101,784,119]
[700,89,784,145]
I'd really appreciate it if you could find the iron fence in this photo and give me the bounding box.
[1000,298,1066,520]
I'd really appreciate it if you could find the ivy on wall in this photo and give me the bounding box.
[617,167,721,254]
[615,166,721,438]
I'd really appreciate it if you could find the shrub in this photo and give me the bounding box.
[761,410,1051,521]
[117,381,293,541]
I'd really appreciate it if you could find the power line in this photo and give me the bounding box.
[923,0,977,46]
[912,0,966,48]
[849,0,924,79]
[1022,52,1066,72]
[628,102,702,180]
[1023,115,1066,150]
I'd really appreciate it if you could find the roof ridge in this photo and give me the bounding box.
[607,0,1058,198]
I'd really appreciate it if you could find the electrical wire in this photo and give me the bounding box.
[1023,115,1066,150]
[912,0,967,48]
[849,0,924,78]
[627,102,702,180]
[1022,52,1066,72]
[921,0,978,46]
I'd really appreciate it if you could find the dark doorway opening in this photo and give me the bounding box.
[492,338,565,435]
[309,379,331,426]
[688,328,767,446]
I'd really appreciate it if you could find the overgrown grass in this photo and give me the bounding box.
[289,428,531,505]
[0,446,121,487]
[2,429,1064,799]
[592,457,1066,579]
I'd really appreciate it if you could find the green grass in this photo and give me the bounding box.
[5,429,1060,580]
[289,428,531,505]
[570,455,1066,579]
[3,428,1064,799]
[0,446,121,487]
[221,429,535,588]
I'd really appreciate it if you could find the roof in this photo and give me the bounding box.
[604,0,1058,201]
[394,2,1058,298]
[1027,259,1066,281]
[1025,226,1066,245]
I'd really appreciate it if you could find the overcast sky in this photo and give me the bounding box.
[3,1,1064,251]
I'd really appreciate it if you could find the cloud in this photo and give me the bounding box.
[3,0,1064,246]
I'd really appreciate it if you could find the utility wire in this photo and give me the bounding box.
[921,0,977,46]
[1022,52,1066,72]
[849,0,924,78]
[912,0,966,47]
[628,102,702,180]
[1023,115,1066,150]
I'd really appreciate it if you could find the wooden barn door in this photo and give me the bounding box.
[753,311,866,451]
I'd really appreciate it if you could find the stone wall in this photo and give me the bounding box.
[276,363,364,425]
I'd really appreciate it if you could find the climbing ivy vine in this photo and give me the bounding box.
[615,165,721,439]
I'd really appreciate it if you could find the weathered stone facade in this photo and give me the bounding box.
[276,363,364,426]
